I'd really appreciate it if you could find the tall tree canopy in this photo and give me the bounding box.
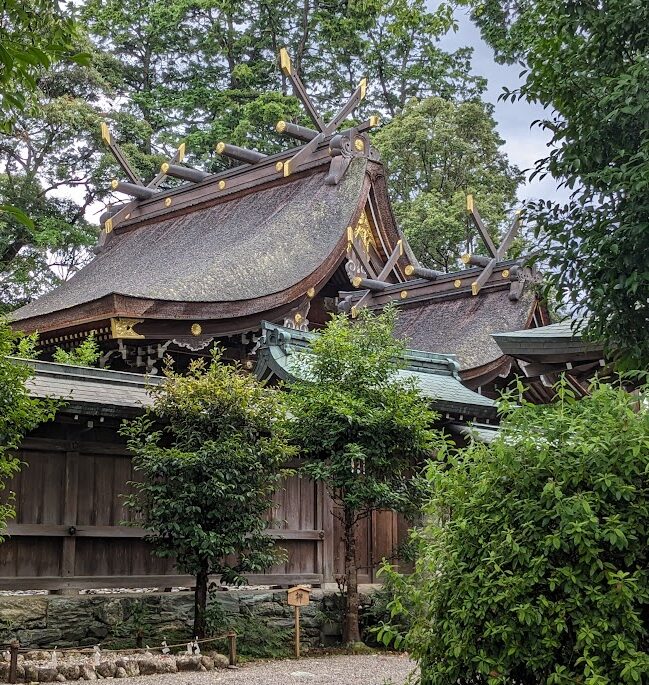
[373,96,522,271]
[82,0,486,172]
[468,0,649,367]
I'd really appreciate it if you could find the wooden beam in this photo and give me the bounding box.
[100,122,143,186]
[2,524,325,541]
[0,573,324,591]
[161,163,210,183]
[279,48,326,131]
[111,180,158,200]
[466,194,497,257]
[216,142,267,165]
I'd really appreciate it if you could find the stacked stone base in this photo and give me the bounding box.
[0,651,230,682]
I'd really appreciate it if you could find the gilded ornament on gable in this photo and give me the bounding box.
[110,317,145,339]
[354,211,376,254]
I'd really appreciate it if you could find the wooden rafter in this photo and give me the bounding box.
[464,195,522,296]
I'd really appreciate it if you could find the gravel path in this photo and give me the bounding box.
[106,654,415,685]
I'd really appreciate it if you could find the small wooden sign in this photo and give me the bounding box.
[287,585,311,657]
[287,584,311,607]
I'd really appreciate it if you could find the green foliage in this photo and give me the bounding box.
[0,0,87,133]
[373,97,522,271]
[81,0,485,171]
[380,379,649,684]
[288,308,436,519]
[53,332,100,367]
[0,320,59,538]
[468,0,649,367]
[286,308,437,642]
[120,350,295,635]
[229,613,293,659]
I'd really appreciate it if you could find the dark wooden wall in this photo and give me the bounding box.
[0,411,407,591]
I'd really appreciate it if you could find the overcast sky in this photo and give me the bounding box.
[438,6,568,204]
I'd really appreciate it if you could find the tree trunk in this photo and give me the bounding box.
[193,564,209,638]
[343,507,361,644]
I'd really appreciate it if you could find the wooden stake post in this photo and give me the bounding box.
[287,585,311,658]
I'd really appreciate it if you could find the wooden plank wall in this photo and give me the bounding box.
[0,413,407,590]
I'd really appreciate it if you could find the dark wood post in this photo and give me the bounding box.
[227,632,237,666]
[9,639,19,684]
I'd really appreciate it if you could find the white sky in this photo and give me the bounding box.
[438,5,569,204]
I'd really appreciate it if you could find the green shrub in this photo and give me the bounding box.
[380,380,649,684]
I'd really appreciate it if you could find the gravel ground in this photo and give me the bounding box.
[103,654,416,685]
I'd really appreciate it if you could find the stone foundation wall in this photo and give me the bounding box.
[0,589,348,653]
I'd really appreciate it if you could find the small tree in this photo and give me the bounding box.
[121,351,294,638]
[380,379,649,684]
[0,321,58,537]
[286,308,437,644]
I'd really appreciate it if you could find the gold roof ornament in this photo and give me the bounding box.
[354,211,376,254]
[110,317,145,339]
[191,323,202,336]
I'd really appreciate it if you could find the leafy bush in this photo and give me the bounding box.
[380,380,649,684]
[53,331,100,366]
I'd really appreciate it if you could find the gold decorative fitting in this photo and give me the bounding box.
[352,275,362,288]
[471,282,480,296]
[461,253,471,264]
[404,264,415,276]
[294,313,303,324]
[369,115,380,127]
[161,162,170,174]
[354,138,365,152]
[216,142,226,154]
[177,142,186,162]
[359,77,367,100]
[454,279,462,288]
[275,161,284,172]
[501,269,510,279]
[164,197,172,207]
[283,159,292,177]
[191,323,202,336]
[466,194,474,212]
[218,180,226,190]
[354,210,376,254]
[400,290,408,299]
[104,218,113,234]
[110,317,145,339]
[397,239,403,256]
[351,306,358,319]
[279,47,292,76]
[276,120,287,133]
[125,213,131,220]
[110,179,119,190]
[100,122,111,145]
[306,287,316,299]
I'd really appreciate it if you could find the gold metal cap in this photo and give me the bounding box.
[100,122,111,145]
[471,282,480,296]
[216,142,226,154]
[400,290,408,299]
[359,78,367,100]
[276,120,287,133]
[466,194,474,212]
[352,276,362,288]
[454,279,462,288]
[110,179,119,190]
[306,287,315,299]
[275,161,284,172]
[404,264,415,276]
[191,323,202,336]
[369,115,380,127]
[177,142,186,162]
[461,253,471,264]
[160,162,170,174]
[164,197,172,207]
[279,48,292,76]
[218,179,226,190]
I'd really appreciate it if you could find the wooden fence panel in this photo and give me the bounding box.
[0,415,409,591]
